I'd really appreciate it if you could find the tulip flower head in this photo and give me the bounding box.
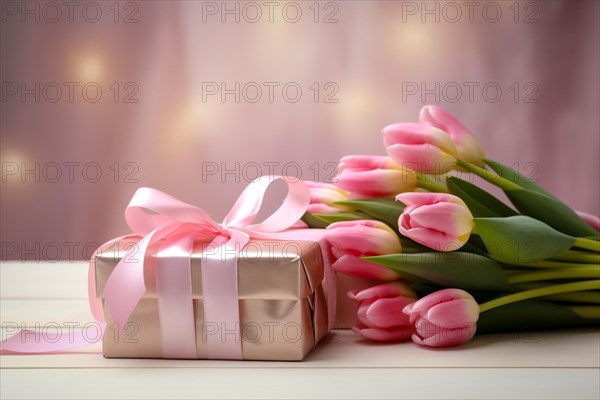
[575,210,600,233]
[403,288,479,348]
[419,105,485,166]
[304,181,351,214]
[396,192,474,252]
[349,282,417,342]
[325,220,402,281]
[383,122,458,174]
[336,155,418,198]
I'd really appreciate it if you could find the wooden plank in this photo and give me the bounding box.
[1,299,93,326]
[1,262,88,299]
[1,367,598,400]
[2,329,599,369]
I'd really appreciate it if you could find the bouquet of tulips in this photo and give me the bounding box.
[302,105,600,348]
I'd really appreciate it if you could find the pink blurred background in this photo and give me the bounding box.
[1,0,599,261]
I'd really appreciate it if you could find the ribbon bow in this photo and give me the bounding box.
[104,175,312,359]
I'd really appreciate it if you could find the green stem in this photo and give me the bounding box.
[552,250,600,264]
[415,172,449,193]
[455,159,522,191]
[573,237,600,252]
[511,283,600,303]
[479,280,600,313]
[507,266,599,284]
[507,260,595,269]
[568,306,600,320]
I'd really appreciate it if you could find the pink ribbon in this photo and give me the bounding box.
[1,176,333,359]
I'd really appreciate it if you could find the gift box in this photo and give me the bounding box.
[95,238,329,361]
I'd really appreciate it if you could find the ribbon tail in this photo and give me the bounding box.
[103,224,178,332]
[156,234,198,359]
[0,325,106,354]
[201,232,248,360]
[0,235,138,355]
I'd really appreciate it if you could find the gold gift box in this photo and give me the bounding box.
[95,239,330,361]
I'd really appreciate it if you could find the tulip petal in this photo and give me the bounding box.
[307,203,346,214]
[413,316,440,339]
[405,288,475,315]
[385,143,456,174]
[409,203,474,237]
[332,255,400,281]
[419,105,484,164]
[352,282,416,302]
[382,123,457,155]
[326,221,402,256]
[356,301,376,327]
[366,297,414,328]
[424,298,480,326]
[419,325,476,348]
[396,192,469,208]
[576,211,600,232]
[419,105,467,138]
[411,333,426,346]
[399,226,461,251]
[339,155,397,170]
[337,168,417,197]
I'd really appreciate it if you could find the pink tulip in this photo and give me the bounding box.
[335,155,417,198]
[326,220,402,281]
[403,288,479,348]
[419,105,485,165]
[383,122,458,174]
[304,181,350,214]
[576,210,600,232]
[396,192,474,251]
[349,282,417,342]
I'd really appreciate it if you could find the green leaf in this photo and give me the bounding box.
[447,176,517,218]
[364,252,511,291]
[477,300,593,334]
[310,211,373,225]
[484,158,597,237]
[301,212,331,228]
[504,190,598,237]
[473,216,576,263]
[484,158,550,195]
[335,198,404,229]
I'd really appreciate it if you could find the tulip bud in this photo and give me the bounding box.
[325,220,402,281]
[335,155,418,198]
[349,282,417,342]
[419,105,485,166]
[403,288,479,348]
[396,192,474,251]
[304,181,350,214]
[575,210,600,233]
[383,122,458,174]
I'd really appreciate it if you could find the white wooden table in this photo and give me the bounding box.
[1,261,599,400]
